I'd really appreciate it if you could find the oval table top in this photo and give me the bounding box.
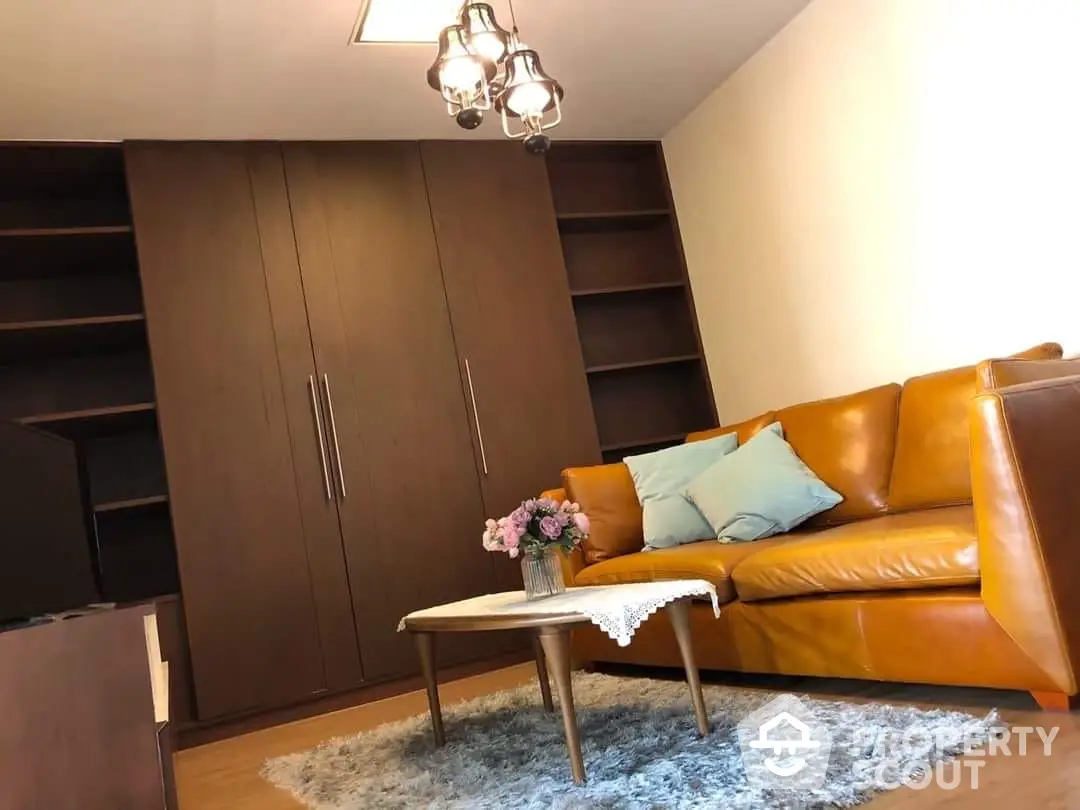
[399,591,592,633]
[397,582,718,637]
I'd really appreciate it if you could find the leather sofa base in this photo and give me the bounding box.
[572,589,1061,693]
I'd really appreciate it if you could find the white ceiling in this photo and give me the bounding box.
[0,0,811,142]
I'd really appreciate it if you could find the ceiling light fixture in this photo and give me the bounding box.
[427,1,564,153]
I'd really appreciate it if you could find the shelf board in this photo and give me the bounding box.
[16,402,157,438]
[587,354,701,375]
[600,432,687,454]
[556,209,671,234]
[0,313,144,332]
[556,209,670,222]
[93,494,169,514]
[0,225,133,238]
[0,313,146,362]
[572,280,685,298]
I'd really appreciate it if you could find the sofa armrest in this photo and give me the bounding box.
[540,487,586,585]
[971,372,1080,694]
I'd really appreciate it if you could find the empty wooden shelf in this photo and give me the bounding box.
[16,402,157,437]
[93,495,170,514]
[0,225,133,238]
[547,142,715,459]
[0,314,146,362]
[586,354,702,375]
[571,280,685,298]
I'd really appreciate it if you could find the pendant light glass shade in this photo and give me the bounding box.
[460,3,510,66]
[494,46,563,151]
[427,24,496,97]
[427,23,497,129]
[495,48,563,118]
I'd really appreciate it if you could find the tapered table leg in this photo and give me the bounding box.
[532,632,555,712]
[414,631,445,746]
[539,626,586,784]
[667,598,710,736]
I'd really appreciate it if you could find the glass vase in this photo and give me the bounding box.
[521,547,565,600]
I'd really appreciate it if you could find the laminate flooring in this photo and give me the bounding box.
[175,663,1080,809]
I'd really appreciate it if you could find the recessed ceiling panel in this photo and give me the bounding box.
[353,0,462,44]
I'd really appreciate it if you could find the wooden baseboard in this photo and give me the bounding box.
[175,649,531,749]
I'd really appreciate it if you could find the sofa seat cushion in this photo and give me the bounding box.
[732,506,979,602]
[574,537,790,604]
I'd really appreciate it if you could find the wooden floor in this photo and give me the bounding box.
[175,664,1080,809]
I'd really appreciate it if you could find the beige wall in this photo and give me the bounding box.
[664,0,1080,423]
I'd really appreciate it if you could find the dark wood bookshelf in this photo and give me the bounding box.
[0,143,177,605]
[586,354,701,375]
[546,142,715,457]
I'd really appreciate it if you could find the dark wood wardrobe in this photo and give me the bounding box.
[125,141,600,720]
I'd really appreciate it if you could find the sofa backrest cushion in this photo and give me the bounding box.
[562,463,643,564]
[774,384,901,525]
[685,412,775,446]
[889,342,1063,512]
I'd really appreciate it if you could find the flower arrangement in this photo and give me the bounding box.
[483,497,590,559]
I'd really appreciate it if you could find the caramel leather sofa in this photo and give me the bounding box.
[544,343,1080,710]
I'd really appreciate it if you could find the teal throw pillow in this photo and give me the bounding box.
[684,423,842,542]
[624,432,738,550]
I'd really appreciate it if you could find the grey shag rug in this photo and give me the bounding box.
[262,673,996,810]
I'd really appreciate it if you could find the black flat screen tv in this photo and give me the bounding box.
[0,420,98,623]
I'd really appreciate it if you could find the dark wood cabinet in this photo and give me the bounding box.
[283,142,500,679]
[420,141,601,589]
[123,139,657,726]
[126,143,360,719]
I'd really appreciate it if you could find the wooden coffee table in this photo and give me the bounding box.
[400,590,711,784]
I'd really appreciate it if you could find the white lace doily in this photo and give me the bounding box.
[398,580,720,647]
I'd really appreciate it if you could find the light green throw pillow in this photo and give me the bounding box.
[684,423,842,543]
[623,432,738,550]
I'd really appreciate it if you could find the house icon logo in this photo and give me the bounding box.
[749,711,821,776]
[737,695,832,790]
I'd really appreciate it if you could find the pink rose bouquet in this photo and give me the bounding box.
[483,497,590,559]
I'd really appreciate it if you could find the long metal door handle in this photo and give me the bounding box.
[308,376,333,501]
[322,374,346,499]
[464,358,489,476]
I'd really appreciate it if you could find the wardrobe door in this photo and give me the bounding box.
[126,142,361,719]
[283,142,500,680]
[420,142,602,586]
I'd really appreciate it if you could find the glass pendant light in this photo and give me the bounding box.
[494,40,564,153]
[426,23,496,130]
[426,0,565,151]
[460,3,511,66]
